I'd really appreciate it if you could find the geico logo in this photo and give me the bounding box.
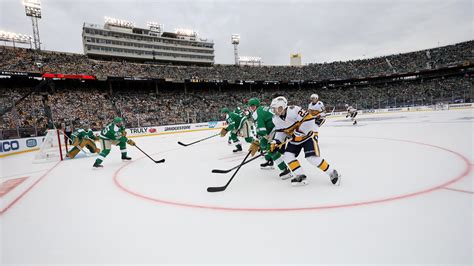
[0,141,20,152]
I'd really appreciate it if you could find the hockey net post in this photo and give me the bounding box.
[33,129,68,163]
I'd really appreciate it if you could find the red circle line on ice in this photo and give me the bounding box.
[113,136,472,212]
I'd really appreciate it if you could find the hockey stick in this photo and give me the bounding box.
[134,144,165,164]
[52,125,91,158]
[211,138,290,174]
[212,152,266,173]
[207,151,251,192]
[178,133,220,147]
[324,106,336,117]
[63,132,90,155]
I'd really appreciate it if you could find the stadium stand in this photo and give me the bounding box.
[0,41,472,139]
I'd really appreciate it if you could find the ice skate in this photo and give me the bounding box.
[291,174,308,186]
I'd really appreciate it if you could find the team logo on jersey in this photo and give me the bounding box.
[26,139,37,148]
[208,121,218,128]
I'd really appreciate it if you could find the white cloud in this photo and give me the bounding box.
[0,0,472,64]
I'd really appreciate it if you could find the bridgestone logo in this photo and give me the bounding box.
[450,104,471,108]
[164,125,191,131]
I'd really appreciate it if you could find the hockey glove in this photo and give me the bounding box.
[220,128,228,137]
[269,140,281,153]
[248,139,260,156]
[126,139,136,146]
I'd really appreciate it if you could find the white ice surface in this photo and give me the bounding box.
[1,109,473,265]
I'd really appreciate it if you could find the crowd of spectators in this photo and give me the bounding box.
[1,88,46,133]
[1,41,472,81]
[1,39,472,139]
[164,75,471,125]
[5,74,470,138]
[48,87,117,130]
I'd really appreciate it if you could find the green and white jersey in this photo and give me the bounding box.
[72,128,95,142]
[99,123,125,141]
[252,106,274,137]
[234,107,243,115]
[225,112,246,132]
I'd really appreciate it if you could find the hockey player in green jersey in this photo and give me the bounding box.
[66,123,100,159]
[93,117,136,168]
[234,106,243,115]
[220,108,253,153]
[247,98,293,180]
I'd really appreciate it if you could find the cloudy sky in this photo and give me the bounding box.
[0,0,472,65]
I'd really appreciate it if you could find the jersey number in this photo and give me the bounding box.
[101,127,109,135]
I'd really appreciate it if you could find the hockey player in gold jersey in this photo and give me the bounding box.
[270,96,340,186]
[308,93,327,127]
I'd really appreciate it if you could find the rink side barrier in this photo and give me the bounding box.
[1,103,472,158]
[0,121,226,158]
[326,103,474,119]
[0,137,44,158]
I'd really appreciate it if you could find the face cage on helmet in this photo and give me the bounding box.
[271,105,285,115]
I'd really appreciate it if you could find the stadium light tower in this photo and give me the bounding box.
[104,16,135,28]
[239,56,263,67]
[147,22,164,34]
[0,30,32,48]
[23,0,42,50]
[231,34,240,65]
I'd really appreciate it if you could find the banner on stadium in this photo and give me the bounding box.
[448,103,473,109]
[125,121,225,137]
[0,136,45,156]
[42,73,96,80]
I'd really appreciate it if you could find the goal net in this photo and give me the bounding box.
[33,129,68,163]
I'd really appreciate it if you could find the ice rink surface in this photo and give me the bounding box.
[1,109,473,265]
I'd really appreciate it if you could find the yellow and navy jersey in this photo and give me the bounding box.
[347,106,357,114]
[308,101,326,117]
[272,105,316,144]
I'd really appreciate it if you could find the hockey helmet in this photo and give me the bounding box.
[270,96,288,115]
[220,108,230,114]
[248,98,260,107]
[113,117,123,124]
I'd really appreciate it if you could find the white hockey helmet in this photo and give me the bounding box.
[310,93,319,100]
[270,96,288,115]
[345,104,349,108]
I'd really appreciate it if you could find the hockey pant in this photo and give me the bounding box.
[257,136,288,171]
[95,137,128,164]
[230,120,254,147]
[284,135,333,176]
[67,137,99,159]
